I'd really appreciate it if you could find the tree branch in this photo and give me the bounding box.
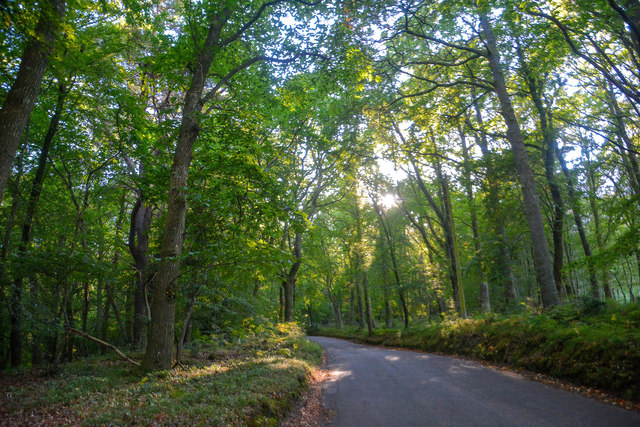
[200,51,325,107]
[219,0,322,48]
[527,9,640,105]
[68,327,140,366]
[402,11,487,57]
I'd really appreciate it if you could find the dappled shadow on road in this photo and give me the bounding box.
[322,339,532,396]
[310,336,640,427]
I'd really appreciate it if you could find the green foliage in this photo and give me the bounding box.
[2,0,640,416]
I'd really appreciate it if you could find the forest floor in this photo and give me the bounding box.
[0,323,321,426]
[312,301,640,407]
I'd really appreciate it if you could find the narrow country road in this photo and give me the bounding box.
[308,336,640,427]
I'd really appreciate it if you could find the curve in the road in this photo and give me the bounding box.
[309,336,640,427]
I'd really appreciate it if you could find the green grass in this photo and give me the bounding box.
[1,322,322,425]
[313,301,640,401]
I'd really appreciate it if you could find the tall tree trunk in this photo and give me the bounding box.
[348,288,356,326]
[141,10,231,371]
[425,248,447,317]
[354,254,365,329]
[283,230,303,322]
[434,152,467,317]
[325,279,343,329]
[0,129,28,284]
[354,197,374,334]
[282,180,322,322]
[516,44,567,297]
[398,183,455,315]
[279,284,285,322]
[556,146,600,298]
[547,148,566,297]
[95,277,104,338]
[80,280,89,356]
[129,198,153,349]
[584,144,614,298]
[563,236,578,296]
[470,97,517,304]
[382,254,393,328]
[374,202,409,328]
[59,158,94,359]
[106,280,129,344]
[333,303,343,329]
[9,83,66,367]
[392,119,466,314]
[0,130,28,369]
[459,125,489,311]
[633,252,640,303]
[306,304,313,326]
[362,272,374,334]
[0,0,65,205]
[29,276,42,365]
[63,283,75,362]
[478,12,559,307]
[175,277,205,365]
[102,193,126,345]
[53,277,71,367]
[100,285,111,348]
[408,154,464,315]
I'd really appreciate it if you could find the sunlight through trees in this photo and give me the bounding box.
[0,0,639,370]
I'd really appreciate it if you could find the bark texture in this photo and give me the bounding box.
[516,45,567,297]
[141,10,231,371]
[9,83,66,367]
[478,12,559,307]
[0,0,65,205]
[129,198,152,349]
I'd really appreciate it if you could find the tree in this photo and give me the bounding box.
[458,124,490,311]
[370,179,410,328]
[142,0,322,370]
[369,0,559,307]
[478,6,559,307]
[9,82,70,367]
[0,0,66,205]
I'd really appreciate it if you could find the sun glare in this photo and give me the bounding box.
[381,193,397,210]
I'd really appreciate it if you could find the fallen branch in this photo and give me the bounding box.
[68,327,140,366]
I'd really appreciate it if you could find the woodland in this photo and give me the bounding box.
[1,0,640,395]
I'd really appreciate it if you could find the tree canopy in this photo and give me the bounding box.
[1,0,639,370]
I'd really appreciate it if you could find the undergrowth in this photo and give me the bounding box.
[314,301,640,401]
[1,322,322,426]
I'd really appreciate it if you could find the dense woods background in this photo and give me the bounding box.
[1,0,639,371]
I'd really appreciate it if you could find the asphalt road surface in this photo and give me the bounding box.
[308,336,640,427]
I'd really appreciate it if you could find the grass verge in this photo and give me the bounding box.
[312,301,640,401]
[1,322,322,426]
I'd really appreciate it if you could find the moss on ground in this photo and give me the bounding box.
[314,302,640,401]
